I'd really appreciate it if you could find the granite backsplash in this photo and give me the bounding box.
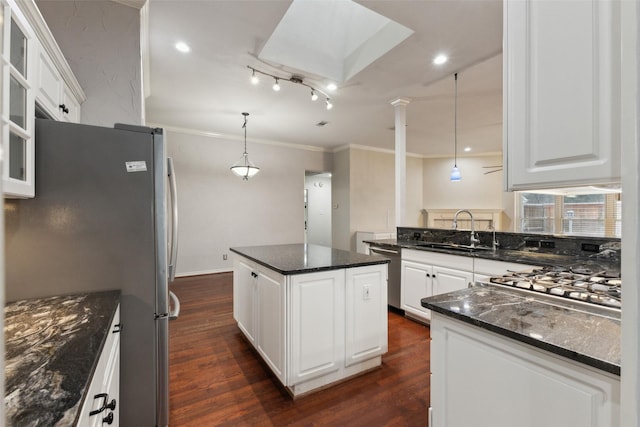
[397,227,620,262]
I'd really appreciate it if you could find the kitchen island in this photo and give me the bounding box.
[422,285,620,427]
[4,290,120,426]
[230,244,389,397]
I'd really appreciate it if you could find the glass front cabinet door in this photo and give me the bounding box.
[2,0,35,198]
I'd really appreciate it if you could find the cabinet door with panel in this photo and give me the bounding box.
[289,269,345,386]
[504,0,622,190]
[232,257,257,345]
[3,1,35,198]
[256,266,286,384]
[401,260,433,321]
[432,266,473,296]
[345,264,388,367]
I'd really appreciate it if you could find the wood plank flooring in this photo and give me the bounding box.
[169,273,431,426]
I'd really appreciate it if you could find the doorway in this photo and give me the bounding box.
[304,171,332,246]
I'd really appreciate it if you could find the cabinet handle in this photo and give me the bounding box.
[102,412,114,425]
[112,323,122,334]
[58,104,69,114]
[251,272,258,278]
[89,393,115,416]
[426,273,431,278]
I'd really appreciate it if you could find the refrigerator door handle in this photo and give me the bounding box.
[168,157,179,282]
[169,291,180,320]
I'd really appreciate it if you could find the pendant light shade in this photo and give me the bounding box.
[230,112,260,180]
[450,72,461,182]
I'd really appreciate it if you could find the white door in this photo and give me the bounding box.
[289,270,344,385]
[432,266,473,296]
[401,260,432,320]
[232,258,256,345]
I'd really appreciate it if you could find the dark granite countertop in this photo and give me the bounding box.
[421,284,620,375]
[230,243,390,275]
[5,290,120,426]
[366,238,620,275]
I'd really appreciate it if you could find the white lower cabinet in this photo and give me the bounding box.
[289,269,344,385]
[232,257,257,345]
[232,255,388,396]
[345,265,388,367]
[401,249,473,322]
[77,305,121,427]
[430,313,620,427]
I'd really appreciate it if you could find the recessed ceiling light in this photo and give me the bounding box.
[175,42,190,53]
[464,147,472,152]
[433,54,448,65]
[326,83,337,92]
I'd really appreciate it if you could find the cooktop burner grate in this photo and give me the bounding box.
[488,266,621,309]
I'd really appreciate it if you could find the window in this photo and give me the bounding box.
[516,192,621,238]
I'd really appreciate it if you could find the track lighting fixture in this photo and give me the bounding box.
[247,65,334,109]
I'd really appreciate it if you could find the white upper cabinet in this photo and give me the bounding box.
[2,0,85,198]
[503,0,623,190]
[2,0,35,198]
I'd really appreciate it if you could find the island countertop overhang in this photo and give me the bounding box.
[230,243,390,275]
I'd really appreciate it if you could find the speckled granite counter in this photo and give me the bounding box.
[5,291,120,426]
[421,284,620,375]
[367,238,620,275]
[230,243,389,275]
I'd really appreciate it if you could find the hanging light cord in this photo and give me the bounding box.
[242,112,249,154]
[454,72,458,168]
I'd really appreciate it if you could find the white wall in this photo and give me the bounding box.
[422,154,515,231]
[305,174,332,246]
[332,146,424,251]
[37,1,143,126]
[166,129,332,276]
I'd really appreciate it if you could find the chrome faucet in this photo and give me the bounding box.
[489,225,500,252]
[452,209,480,247]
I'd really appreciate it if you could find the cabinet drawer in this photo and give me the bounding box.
[402,249,473,271]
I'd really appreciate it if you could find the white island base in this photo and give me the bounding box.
[233,253,388,397]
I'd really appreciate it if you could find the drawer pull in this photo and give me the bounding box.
[58,104,69,114]
[112,323,122,333]
[89,393,116,416]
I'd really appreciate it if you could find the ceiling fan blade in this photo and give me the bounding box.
[483,169,503,175]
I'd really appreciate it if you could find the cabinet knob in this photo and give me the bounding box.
[58,104,69,114]
[106,399,116,411]
[102,412,114,425]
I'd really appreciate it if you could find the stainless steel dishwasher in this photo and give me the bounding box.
[369,246,401,310]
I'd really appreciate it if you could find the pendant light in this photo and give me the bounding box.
[450,73,461,182]
[230,112,260,180]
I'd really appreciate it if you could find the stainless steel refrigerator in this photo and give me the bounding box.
[5,118,179,426]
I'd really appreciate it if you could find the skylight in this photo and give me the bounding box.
[258,0,414,83]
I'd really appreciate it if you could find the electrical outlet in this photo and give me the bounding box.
[525,240,539,248]
[223,254,228,260]
[540,240,555,249]
[363,285,371,300]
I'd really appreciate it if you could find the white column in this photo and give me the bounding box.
[390,98,411,227]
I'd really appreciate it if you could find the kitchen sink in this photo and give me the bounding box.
[414,242,492,253]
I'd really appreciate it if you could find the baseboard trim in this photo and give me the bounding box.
[175,268,233,278]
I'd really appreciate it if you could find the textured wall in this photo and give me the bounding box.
[37,1,143,126]
[166,129,332,276]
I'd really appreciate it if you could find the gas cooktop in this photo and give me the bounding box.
[488,266,621,309]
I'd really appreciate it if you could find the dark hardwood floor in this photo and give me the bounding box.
[169,273,431,426]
